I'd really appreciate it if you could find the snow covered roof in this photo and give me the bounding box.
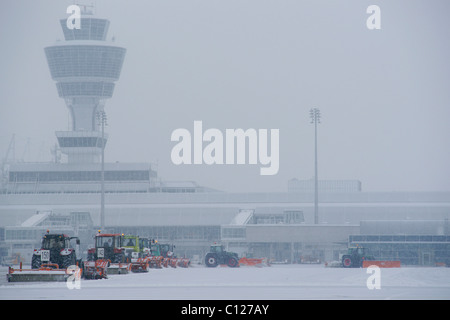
[360,220,450,235]
[8,162,153,172]
[230,209,254,225]
[160,181,199,188]
[21,211,51,227]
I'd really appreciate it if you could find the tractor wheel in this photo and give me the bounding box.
[62,253,76,269]
[227,257,239,268]
[31,255,41,269]
[205,253,219,267]
[342,256,352,268]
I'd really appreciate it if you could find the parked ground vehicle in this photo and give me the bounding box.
[205,243,239,268]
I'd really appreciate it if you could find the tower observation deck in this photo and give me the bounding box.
[45,9,126,163]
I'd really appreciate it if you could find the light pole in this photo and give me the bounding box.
[310,108,321,224]
[96,110,107,230]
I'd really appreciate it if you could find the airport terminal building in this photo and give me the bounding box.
[2,187,449,265]
[1,9,449,266]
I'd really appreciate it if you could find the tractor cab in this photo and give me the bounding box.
[41,234,65,250]
[87,232,124,263]
[210,244,225,254]
[348,246,370,256]
[122,235,140,259]
[160,243,175,257]
[150,240,175,258]
[150,241,161,256]
[139,238,151,256]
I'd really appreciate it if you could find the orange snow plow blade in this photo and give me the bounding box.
[107,262,131,274]
[131,258,150,273]
[177,258,190,268]
[363,260,401,268]
[83,259,110,279]
[238,257,270,267]
[169,258,178,268]
[7,263,71,282]
[149,256,164,268]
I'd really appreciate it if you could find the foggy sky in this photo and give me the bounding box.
[1,0,450,193]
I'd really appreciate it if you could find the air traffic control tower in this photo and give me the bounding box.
[45,8,126,163]
[1,8,203,195]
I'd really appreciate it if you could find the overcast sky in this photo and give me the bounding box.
[1,0,449,193]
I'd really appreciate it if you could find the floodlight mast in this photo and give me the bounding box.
[96,110,107,230]
[310,108,321,224]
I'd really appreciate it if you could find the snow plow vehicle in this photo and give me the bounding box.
[7,230,82,282]
[85,232,130,278]
[148,240,190,268]
[326,245,401,268]
[340,246,375,268]
[124,235,151,273]
[158,243,189,268]
[147,241,165,268]
[205,243,239,268]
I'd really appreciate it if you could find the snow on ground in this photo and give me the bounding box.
[1,264,450,300]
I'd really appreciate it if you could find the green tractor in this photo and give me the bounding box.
[122,235,142,261]
[139,237,151,257]
[149,240,175,258]
[340,246,375,268]
[160,243,176,258]
[205,243,239,268]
